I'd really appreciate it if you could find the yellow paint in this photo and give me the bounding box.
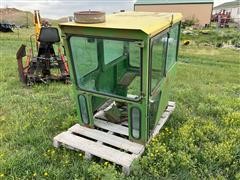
[60,12,182,36]
[34,10,41,39]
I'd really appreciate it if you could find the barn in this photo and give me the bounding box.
[134,0,214,26]
[213,0,240,25]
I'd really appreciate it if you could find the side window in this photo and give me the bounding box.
[166,23,180,71]
[69,36,142,101]
[103,40,124,64]
[151,33,168,92]
[70,36,98,78]
[129,43,141,67]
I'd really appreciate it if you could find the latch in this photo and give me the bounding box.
[134,41,144,48]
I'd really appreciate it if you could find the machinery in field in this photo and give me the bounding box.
[54,11,182,174]
[16,10,70,85]
[212,9,231,28]
[0,23,14,32]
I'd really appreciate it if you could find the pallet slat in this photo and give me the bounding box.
[53,101,176,175]
[68,124,144,154]
[152,102,176,138]
[121,121,128,126]
[53,132,135,167]
[94,111,108,121]
[94,119,129,136]
[168,101,176,107]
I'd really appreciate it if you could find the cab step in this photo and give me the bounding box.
[53,101,175,175]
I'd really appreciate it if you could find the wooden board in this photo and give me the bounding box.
[54,132,135,167]
[118,72,136,86]
[68,124,144,154]
[151,101,176,138]
[53,101,175,175]
[94,119,129,136]
[121,121,128,126]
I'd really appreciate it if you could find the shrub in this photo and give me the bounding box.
[182,17,199,28]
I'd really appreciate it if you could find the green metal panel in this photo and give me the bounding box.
[60,13,181,144]
[135,0,213,4]
[61,26,146,41]
[128,36,150,143]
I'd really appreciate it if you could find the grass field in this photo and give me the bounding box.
[0,26,240,179]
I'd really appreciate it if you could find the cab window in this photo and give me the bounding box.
[166,23,180,71]
[150,33,168,92]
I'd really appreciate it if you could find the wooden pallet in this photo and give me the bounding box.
[53,101,175,175]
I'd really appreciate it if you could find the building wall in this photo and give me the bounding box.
[135,4,213,26]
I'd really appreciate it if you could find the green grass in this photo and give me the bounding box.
[181,25,240,48]
[0,27,240,179]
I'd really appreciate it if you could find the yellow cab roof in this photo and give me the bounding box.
[59,12,182,36]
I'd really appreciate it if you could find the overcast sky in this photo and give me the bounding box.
[0,0,235,19]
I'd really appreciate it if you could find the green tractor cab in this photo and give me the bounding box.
[55,11,182,173]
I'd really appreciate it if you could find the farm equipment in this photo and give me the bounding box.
[0,23,14,32]
[54,11,182,174]
[16,10,70,85]
[212,10,231,28]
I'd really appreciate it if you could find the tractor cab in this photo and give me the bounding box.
[60,12,182,144]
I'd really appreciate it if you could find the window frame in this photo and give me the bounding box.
[68,34,144,102]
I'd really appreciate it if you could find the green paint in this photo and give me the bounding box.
[60,21,181,144]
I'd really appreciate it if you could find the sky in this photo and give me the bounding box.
[0,0,236,19]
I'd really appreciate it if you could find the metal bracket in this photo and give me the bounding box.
[134,41,144,48]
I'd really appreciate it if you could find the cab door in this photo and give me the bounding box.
[148,31,169,133]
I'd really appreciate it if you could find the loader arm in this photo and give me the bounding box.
[34,10,42,49]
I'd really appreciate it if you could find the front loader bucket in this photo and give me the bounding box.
[16,44,27,84]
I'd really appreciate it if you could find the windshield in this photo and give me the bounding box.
[69,36,142,101]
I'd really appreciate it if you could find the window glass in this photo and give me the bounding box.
[70,36,142,101]
[78,95,89,124]
[70,37,98,78]
[151,34,168,91]
[131,107,141,139]
[104,40,124,64]
[129,43,141,67]
[166,24,179,71]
